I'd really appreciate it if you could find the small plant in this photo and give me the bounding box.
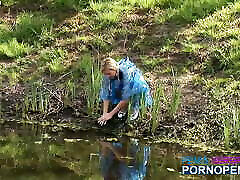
[150,83,166,133]
[223,105,240,148]
[0,38,31,58]
[168,78,181,118]
[22,82,50,117]
[39,48,66,74]
[66,79,76,100]
[13,12,55,44]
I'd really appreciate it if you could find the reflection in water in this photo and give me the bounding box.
[99,138,150,180]
[0,123,239,180]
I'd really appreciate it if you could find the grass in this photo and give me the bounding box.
[78,54,102,115]
[223,105,240,148]
[123,0,159,9]
[0,38,31,58]
[141,56,166,71]
[89,0,130,29]
[39,48,67,74]
[0,12,54,58]
[180,1,240,76]
[1,0,240,149]
[14,12,55,45]
[196,76,240,148]
[22,81,50,118]
[155,0,236,24]
[150,82,165,133]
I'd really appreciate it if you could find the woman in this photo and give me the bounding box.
[98,57,152,126]
[99,138,150,180]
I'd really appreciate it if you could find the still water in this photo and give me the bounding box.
[0,122,238,180]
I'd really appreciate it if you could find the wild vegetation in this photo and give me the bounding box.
[1,0,240,150]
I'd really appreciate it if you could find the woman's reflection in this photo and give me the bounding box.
[99,138,150,180]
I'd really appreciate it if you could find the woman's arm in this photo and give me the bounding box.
[103,100,110,114]
[109,100,128,117]
[98,100,128,126]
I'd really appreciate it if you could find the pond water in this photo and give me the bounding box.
[0,122,238,180]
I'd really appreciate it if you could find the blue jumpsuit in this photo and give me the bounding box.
[100,57,153,111]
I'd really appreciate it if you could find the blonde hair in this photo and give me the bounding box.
[101,57,119,73]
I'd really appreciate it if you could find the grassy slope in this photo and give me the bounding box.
[1,0,240,148]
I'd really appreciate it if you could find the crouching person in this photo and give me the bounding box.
[98,57,152,126]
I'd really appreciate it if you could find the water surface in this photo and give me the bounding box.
[0,122,238,180]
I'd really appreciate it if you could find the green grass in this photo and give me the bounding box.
[0,12,54,58]
[39,48,67,74]
[0,24,31,58]
[14,12,55,45]
[151,82,166,133]
[123,0,159,9]
[141,56,166,70]
[78,54,102,115]
[155,0,236,24]
[89,0,130,29]
[0,38,31,58]
[180,1,240,76]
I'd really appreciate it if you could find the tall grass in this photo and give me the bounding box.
[79,54,102,115]
[150,83,166,133]
[14,12,55,44]
[223,105,240,148]
[150,75,181,133]
[168,75,181,118]
[39,48,66,74]
[0,12,54,58]
[22,82,50,118]
[66,79,76,100]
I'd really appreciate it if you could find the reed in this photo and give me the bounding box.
[223,105,240,148]
[168,81,181,118]
[151,83,166,133]
[66,80,76,100]
[22,83,50,117]
[80,54,102,115]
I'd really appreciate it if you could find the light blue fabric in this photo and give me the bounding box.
[100,141,150,180]
[100,57,153,111]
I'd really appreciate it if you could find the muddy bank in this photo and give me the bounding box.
[0,72,219,149]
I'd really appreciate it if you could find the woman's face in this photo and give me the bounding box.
[103,69,117,79]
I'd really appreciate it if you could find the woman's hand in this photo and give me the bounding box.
[97,113,113,126]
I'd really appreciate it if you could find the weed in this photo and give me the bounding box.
[39,48,67,74]
[0,38,31,58]
[13,12,55,44]
[89,1,129,29]
[168,78,181,118]
[66,79,76,100]
[79,54,102,115]
[22,81,50,117]
[150,82,166,133]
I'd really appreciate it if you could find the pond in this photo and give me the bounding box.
[0,121,238,180]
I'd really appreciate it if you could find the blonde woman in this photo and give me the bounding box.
[98,57,152,126]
